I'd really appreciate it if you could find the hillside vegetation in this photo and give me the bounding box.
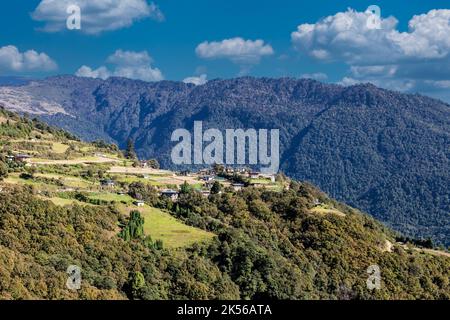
[0,76,448,245]
[0,109,448,300]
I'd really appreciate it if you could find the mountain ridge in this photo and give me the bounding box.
[0,107,449,300]
[0,75,449,245]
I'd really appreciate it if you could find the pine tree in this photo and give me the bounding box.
[125,139,137,160]
[211,181,222,194]
[129,271,146,298]
[180,181,191,194]
[120,211,144,241]
[148,159,160,169]
[0,160,8,181]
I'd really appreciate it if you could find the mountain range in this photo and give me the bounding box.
[0,75,448,245]
[1,107,449,299]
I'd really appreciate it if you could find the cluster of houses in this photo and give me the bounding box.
[221,167,275,180]
[100,179,116,188]
[102,165,279,208]
[5,153,31,162]
[130,190,179,207]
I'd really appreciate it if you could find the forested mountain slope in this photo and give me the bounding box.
[0,109,449,300]
[0,76,448,245]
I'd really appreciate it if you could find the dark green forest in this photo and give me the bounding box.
[0,184,448,300]
[19,76,448,246]
[0,107,448,300]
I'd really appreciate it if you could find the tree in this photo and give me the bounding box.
[132,159,140,168]
[119,210,145,240]
[0,161,8,181]
[26,166,37,178]
[129,211,145,239]
[128,182,158,205]
[211,181,222,194]
[180,181,191,194]
[129,271,146,298]
[125,138,137,160]
[148,159,160,169]
[85,169,94,178]
[213,163,225,174]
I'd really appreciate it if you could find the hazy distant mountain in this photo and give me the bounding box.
[0,76,34,87]
[0,75,449,245]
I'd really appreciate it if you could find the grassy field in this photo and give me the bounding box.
[88,192,135,204]
[0,115,219,250]
[191,183,203,190]
[4,173,59,192]
[112,173,205,188]
[114,175,164,186]
[108,166,172,175]
[6,172,96,193]
[310,204,346,217]
[79,146,93,152]
[42,197,92,207]
[118,204,215,248]
[35,173,94,189]
[250,178,273,185]
[51,142,70,153]
[9,139,69,154]
[28,156,121,165]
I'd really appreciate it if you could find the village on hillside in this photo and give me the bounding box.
[0,112,296,249]
[4,151,284,201]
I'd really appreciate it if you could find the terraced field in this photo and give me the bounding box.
[27,156,121,165]
[118,204,215,248]
[2,127,216,249]
[88,192,135,204]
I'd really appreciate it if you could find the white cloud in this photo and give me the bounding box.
[75,50,163,82]
[349,65,398,78]
[183,74,207,86]
[107,50,152,66]
[310,49,330,60]
[300,72,328,81]
[339,77,361,87]
[291,8,450,65]
[0,45,57,72]
[196,37,274,64]
[32,0,164,34]
[292,9,450,101]
[75,65,110,80]
[425,80,450,89]
[339,77,416,91]
[113,65,163,82]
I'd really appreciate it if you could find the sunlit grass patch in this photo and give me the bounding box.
[118,204,215,249]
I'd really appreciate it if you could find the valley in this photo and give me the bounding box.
[0,108,280,248]
[0,76,448,246]
[0,108,449,300]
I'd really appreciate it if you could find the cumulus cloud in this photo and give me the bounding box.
[76,50,163,82]
[196,37,274,64]
[292,9,450,101]
[300,72,328,81]
[426,80,450,89]
[0,45,57,72]
[107,50,153,66]
[32,0,164,34]
[291,9,450,64]
[75,66,111,80]
[183,74,208,86]
[339,76,412,89]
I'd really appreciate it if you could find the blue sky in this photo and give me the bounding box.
[1,0,450,101]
